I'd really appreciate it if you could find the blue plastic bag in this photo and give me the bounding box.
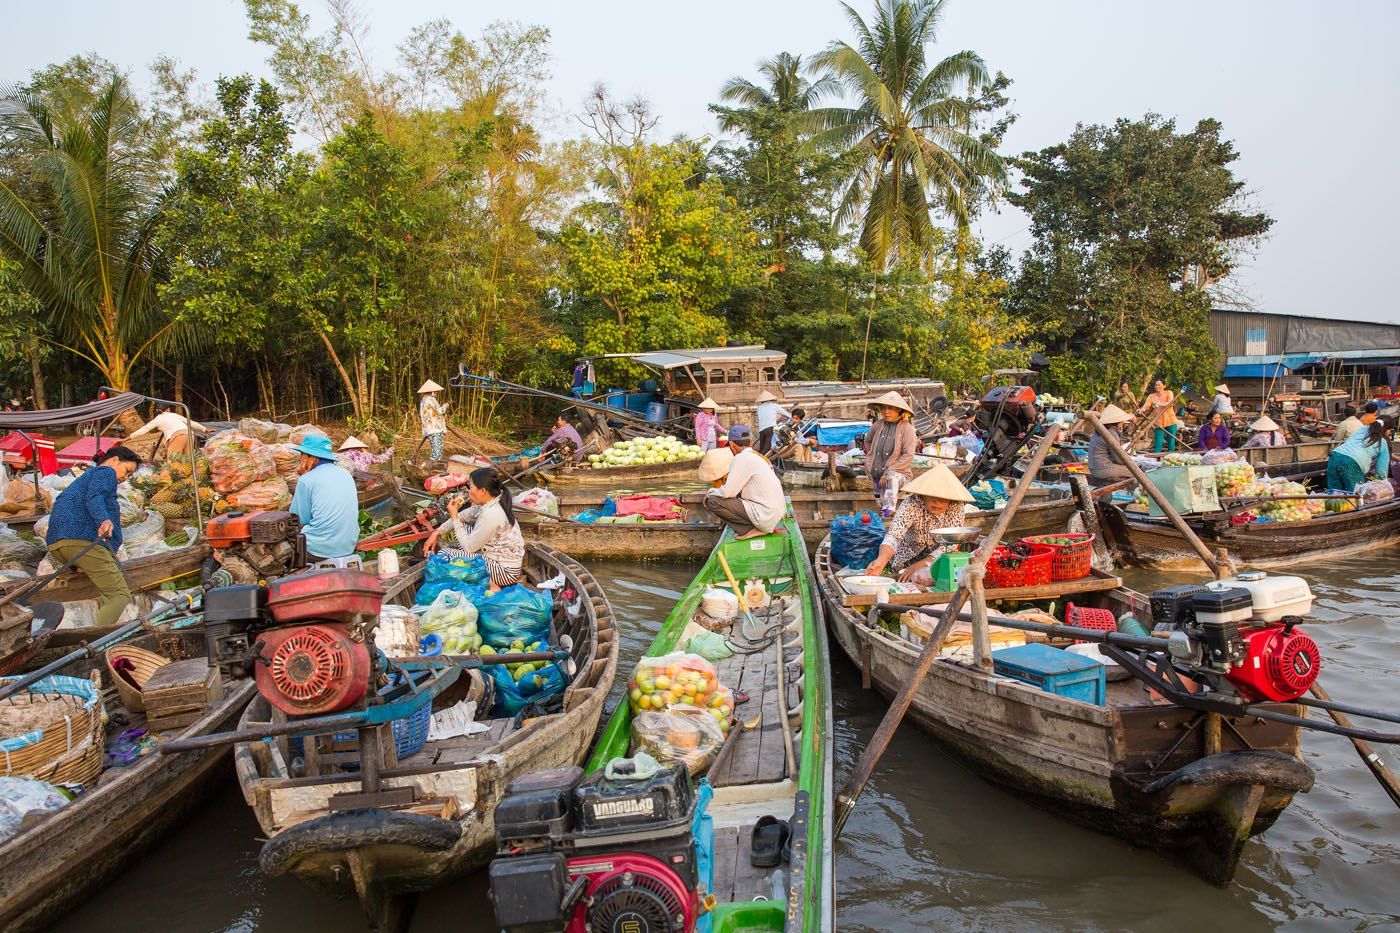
[969,479,1008,511]
[574,509,603,524]
[487,660,567,716]
[600,496,618,518]
[477,585,554,648]
[829,511,885,569]
[415,553,490,606]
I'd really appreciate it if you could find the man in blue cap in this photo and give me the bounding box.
[705,425,785,539]
[287,434,360,561]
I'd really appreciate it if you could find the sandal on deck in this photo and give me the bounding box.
[750,815,789,868]
[732,689,750,705]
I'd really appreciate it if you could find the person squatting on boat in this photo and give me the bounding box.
[862,464,975,583]
[1242,416,1287,449]
[702,426,786,539]
[864,391,919,516]
[1326,417,1392,492]
[44,445,142,627]
[693,397,726,453]
[418,379,449,461]
[425,467,526,590]
[288,434,360,562]
[754,390,791,456]
[1086,404,1134,485]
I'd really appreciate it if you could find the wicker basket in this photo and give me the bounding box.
[0,674,106,786]
[103,645,171,714]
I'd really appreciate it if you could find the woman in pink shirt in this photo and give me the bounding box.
[693,397,726,452]
[1137,380,1179,452]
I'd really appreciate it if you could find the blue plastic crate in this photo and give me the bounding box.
[992,643,1105,706]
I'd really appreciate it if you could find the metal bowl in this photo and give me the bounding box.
[928,526,983,544]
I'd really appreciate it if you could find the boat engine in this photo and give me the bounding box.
[203,568,386,716]
[1152,575,1322,702]
[204,510,304,586]
[969,385,1040,482]
[488,762,703,933]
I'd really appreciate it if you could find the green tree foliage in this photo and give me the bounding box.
[0,257,49,407]
[1008,115,1272,399]
[802,0,1007,270]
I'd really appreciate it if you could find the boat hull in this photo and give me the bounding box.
[815,546,1311,883]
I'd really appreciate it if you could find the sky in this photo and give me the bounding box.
[8,0,1399,323]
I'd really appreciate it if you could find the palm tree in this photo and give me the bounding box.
[802,0,1005,270]
[0,77,177,421]
[717,52,838,127]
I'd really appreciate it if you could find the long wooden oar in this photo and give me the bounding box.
[1310,682,1400,809]
[833,424,1063,835]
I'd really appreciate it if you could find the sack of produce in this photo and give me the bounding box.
[829,511,885,569]
[1201,448,1239,466]
[512,486,558,517]
[1,480,50,515]
[0,524,45,573]
[206,433,276,494]
[683,630,735,663]
[1356,479,1394,507]
[0,777,71,843]
[630,705,724,775]
[237,418,293,445]
[414,552,490,606]
[416,590,482,654]
[119,509,167,558]
[224,476,291,511]
[287,424,324,445]
[628,653,722,715]
[477,585,553,649]
[486,653,567,717]
[267,444,302,483]
[424,472,470,495]
[1213,462,1255,498]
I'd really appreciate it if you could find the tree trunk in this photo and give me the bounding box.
[317,330,361,420]
[356,350,369,421]
[174,361,184,406]
[26,337,46,409]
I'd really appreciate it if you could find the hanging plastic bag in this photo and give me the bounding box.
[487,658,567,716]
[477,585,553,649]
[414,552,490,606]
[829,511,885,569]
[630,705,724,775]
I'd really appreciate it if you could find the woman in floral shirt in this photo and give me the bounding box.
[418,380,448,461]
[863,465,975,583]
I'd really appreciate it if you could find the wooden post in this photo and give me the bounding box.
[1084,412,1222,575]
[970,572,992,672]
[833,425,1063,835]
[1204,712,1222,756]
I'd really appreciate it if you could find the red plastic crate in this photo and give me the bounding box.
[984,544,1054,589]
[1021,533,1095,582]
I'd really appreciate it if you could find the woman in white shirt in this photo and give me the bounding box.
[127,411,207,458]
[424,468,526,590]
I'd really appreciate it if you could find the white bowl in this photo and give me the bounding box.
[842,575,897,599]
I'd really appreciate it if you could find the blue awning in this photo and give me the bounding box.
[1222,362,1291,379]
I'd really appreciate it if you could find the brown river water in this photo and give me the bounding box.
[52,554,1400,931]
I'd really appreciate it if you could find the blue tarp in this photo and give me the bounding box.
[1222,362,1292,379]
[811,420,869,447]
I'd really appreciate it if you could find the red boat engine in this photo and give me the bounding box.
[1224,620,1321,702]
[251,569,385,716]
[488,762,703,933]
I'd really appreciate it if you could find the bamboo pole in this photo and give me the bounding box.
[1084,411,1224,576]
[1310,683,1400,810]
[970,574,992,672]
[833,424,1063,835]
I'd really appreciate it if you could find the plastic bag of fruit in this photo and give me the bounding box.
[477,585,553,649]
[416,589,482,654]
[207,433,276,493]
[627,652,722,715]
[1213,461,1255,498]
[486,651,567,716]
[224,476,291,510]
[1355,479,1394,508]
[415,552,490,606]
[630,704,724,775]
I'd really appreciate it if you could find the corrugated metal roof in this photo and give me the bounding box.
[585,346,787,369]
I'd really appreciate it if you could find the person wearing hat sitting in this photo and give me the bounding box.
[693,397,727,453]
[288,434,360,562]
[863,464,975,583]
[704,426,785,539]
[337,435,393,473]
[864,391,918,516]
[754,390,791,456]
[1241,416,1287,449]
[1086,404,1135,484]
[1208,384,1234,417]
[418,380,449,461]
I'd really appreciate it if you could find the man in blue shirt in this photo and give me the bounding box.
[45,446,142,627]
[288,434,360,561]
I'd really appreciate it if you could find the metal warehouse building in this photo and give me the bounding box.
[1210,309,1400,402]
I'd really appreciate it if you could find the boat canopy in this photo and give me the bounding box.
[581,346,787,370]
[0,392,146,430]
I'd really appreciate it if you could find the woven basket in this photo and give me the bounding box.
[104,645,171,714]
[0,674,106,786]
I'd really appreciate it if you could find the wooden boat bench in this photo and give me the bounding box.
[840,568,1124,609]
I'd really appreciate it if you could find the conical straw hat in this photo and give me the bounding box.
[901,464,974,502]
[697,397,719,410]
[698,447,734,482]
[1251,416,1279,432]
[418,379,444,394]
[1098,404,1132,426]
[870,391,912,414]
[1214,384,1230,395]
[338,435,368,451]
[755,390,779,403]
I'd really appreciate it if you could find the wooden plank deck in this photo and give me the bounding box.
[709,823,782,903]
[708,639,787,787]
[400,718,515,769]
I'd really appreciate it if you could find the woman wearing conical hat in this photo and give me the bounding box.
[864,391,918,516]
[693,397,727,453]
[1086,404,1135,484]
[337,435,393,473]
[418,380,449,461]
[862,464,975,583]
[754,389,791,456]
[1241,415,1286,449]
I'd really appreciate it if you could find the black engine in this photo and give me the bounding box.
[969,385,1041,483]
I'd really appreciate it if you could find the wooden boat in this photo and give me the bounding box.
[814,542,1314,884]
[548,456,702,486]
[584,516,834,929]
[234,543,619,930]
[0,541,210,605]
[1099,497,1400,569]
[0,623,257,931]
[522,484,1078,561]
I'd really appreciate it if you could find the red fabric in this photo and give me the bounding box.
[613,494,686,521]
[56,436,119,465]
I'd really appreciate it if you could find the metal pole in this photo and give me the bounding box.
[833,424,1063,835]
[104,388,203,530]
